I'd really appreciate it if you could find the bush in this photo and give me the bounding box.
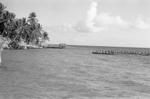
[59,43,66,49]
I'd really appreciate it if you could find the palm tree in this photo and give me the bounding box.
[0,3,49,49]
[42,31,49,41]
[0,2,6,34]
[0,2,16,66]
[26,12,43,45]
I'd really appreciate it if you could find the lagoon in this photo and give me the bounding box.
[0,46,150,99]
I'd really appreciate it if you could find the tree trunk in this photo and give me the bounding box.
[0,36,6,66]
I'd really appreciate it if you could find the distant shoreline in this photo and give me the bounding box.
[68,44,150,49]
[3,44,150,51]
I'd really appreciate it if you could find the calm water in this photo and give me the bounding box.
[0,46,150,99]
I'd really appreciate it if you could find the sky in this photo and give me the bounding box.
[1,0,150,47]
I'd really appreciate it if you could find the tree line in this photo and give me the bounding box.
[0,2,49,49]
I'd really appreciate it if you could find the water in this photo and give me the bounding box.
[0,46,150,99]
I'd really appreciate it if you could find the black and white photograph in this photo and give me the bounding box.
[0,0,150,99]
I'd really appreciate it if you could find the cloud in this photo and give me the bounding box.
[95,13,130,28]
[74,1,130,33]
[135,17,150,29]
[48,1,150,34]
[74,1,104,32]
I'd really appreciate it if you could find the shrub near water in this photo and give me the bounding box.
[59,43,66,49]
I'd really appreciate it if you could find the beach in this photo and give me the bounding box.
[0,46,150,99]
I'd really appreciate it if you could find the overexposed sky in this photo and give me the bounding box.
[1,0,150,47]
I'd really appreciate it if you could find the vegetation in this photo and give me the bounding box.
[42,43,67,49]
[58,43,66,49]
[0,2,49,49]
